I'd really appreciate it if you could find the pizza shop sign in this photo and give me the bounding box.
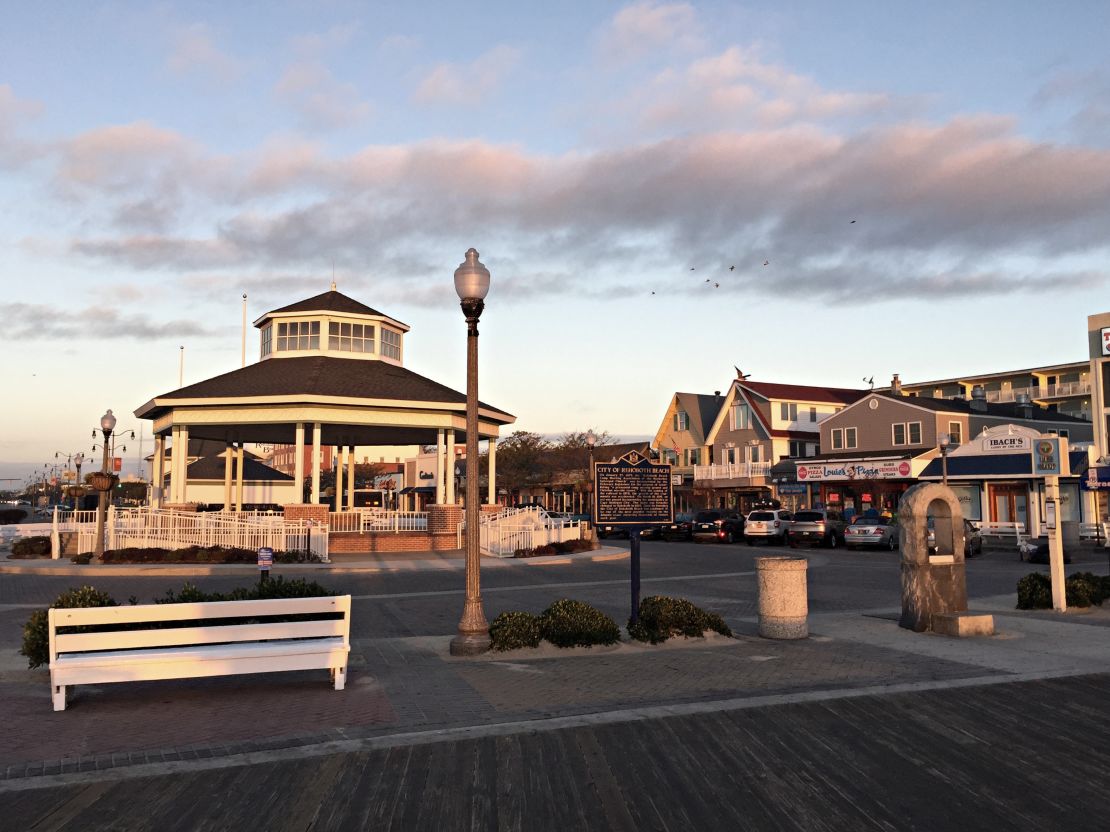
[796,461,912,482]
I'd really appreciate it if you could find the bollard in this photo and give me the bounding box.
[756,556,808,639]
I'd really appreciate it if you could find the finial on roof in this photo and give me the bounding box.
[330,281,337,291]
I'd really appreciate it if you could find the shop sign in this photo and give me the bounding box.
[1033,438,1063,477]
[981,435,1030,453]
[796,460,912,482]
[1102,326,1110,356]
[777,483,808,494]
[1082,466,1110,491]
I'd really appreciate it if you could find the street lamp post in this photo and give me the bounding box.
[92,410,118,561]
[939,433,950,487]
[450,249,492,657]
[586,429,597,537]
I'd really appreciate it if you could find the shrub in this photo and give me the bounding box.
[0,508,27,524]
[540,598,620,648]
[1016,572,1108,610]
[70,553,92,565]
[155,576,336,604]
[489,611,543,650]
[11,536,51,557]
[628,595,733,644]
[21,586,119,669]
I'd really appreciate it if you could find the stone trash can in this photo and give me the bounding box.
[755,556,809,639]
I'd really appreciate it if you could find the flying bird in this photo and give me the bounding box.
[714,282,720,288]
[863,376,874,389]
[850,220,857,224]
[705,278,710,283]
[690,267,695,271]
[763,260,769,266]
[729,265,735,271]
[651,291,656,295]
[734,366,751,380]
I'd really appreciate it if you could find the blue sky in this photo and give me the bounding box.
[2,1,1110,483]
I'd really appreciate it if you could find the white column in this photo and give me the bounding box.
[446,429,456,505]
[488,438,497,505]
[347,447,356,511]
[334,445,345,512]
[178,425,189,504]
[294,422,305,504]
[168,427,181,504]
[311,422,322,504]
[1047,476,1066,611]
[235,446,245,511]
[223,443,234,510]
[436,428,446,504]
[152,434,165,508]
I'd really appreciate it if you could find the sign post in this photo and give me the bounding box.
[593,451,673,626]
[1033,437,1069,612]
[257,546,273,586]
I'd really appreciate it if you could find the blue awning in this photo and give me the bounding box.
[921,449,1088,480]
[1082,465,1110,491]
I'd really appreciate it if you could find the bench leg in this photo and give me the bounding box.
[332,666,346,691]
[53,684,67,712]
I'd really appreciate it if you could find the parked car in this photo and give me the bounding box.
[597,523,629,540]
[926,518,985,558]
[691,509,745,544]
[660,519,693,541]
[786,510,846,549]
[844,516,899,551]
[745,509,792,545]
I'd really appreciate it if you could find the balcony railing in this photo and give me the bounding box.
[984,381,1090,403]
[693,462,772,481]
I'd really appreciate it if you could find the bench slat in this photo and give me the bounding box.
[52,595,350,627]
[55,619,347,653]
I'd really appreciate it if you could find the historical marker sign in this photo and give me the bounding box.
[594,450,673,526]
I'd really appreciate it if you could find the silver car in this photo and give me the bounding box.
[745,510,792,545]
[844,516,899,551]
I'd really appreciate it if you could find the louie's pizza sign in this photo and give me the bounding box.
[796,460,912,481]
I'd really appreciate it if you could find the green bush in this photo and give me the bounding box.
[70,553,92,565]
[628,595,733,644]
[540,598,620,648]
[489,611,543,650]
[11,536,51,557]
[1016,572,1108,610]
[20,586,119,669]
[156,576,336,604]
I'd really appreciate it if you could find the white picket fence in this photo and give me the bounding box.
[327,510,428,533]
[58,507,329,562]
[468,506,588,558]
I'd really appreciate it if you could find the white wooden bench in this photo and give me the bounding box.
[48,595,351,712]
[975,521,1025,543]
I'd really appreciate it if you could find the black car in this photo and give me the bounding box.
[691,510,745,544]
[660,519,693,541]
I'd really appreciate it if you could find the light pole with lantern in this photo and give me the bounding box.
[586,429,597,536]
[449,249,492,657]
[939,433,951,487]
[91,410,119,561]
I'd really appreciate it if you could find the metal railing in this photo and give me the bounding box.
[327,510,429,533]
[460,506,587,557]
[693,461,772,481]
[984,381,1091,403]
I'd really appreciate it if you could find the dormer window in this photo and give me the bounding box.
[277,320,320,351]
[329,322,375,354]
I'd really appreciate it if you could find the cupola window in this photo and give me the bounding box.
[381,327,402,360]
[328,321,375,353]
[276,320,320,351]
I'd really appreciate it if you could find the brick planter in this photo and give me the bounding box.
[283,504,330,524]
[427,504,464,535]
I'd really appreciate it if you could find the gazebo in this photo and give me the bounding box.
[134,285,515,545]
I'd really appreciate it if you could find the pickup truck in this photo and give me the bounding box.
[786,510,846,549]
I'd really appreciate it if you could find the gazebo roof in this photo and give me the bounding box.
[254,289,409,330]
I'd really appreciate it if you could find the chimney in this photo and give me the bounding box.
[890,374,902,396]
[970,384,988,412]
[714,390,721,397]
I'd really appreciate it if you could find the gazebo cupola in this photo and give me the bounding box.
[254,284,410,366]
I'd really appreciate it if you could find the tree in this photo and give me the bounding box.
[489,431,554,493]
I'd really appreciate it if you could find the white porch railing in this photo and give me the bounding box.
[327,510,429,533]
[64,507,328,562]
[468,506,587,558]
[985,381,1091,403]
[693,461,772,481]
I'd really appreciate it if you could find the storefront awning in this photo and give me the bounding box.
[921,450,1087,481]
[1082,465,1110,491]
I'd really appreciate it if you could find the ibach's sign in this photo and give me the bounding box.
[981,435,1031,453]
[796,461,912,482]
[594,451,673,525]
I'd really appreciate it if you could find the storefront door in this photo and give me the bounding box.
[989,483,1029,527]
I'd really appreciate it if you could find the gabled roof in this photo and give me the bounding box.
[740,381,865,406]
[136,356,513,421]
[254,289,409,330]
[676,392,726,444]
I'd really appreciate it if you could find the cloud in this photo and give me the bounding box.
[166,23,243,81]
[413,45,521,106]
[597,1,703,64]
[275,61,372,129]
[1032,67,1110,146]
[291,23,361,57]
[0,84,44,168]
[0,302,216,340]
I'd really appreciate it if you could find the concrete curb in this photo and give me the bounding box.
[0,546,627,577]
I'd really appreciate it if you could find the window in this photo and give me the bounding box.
[730,404,749,430]
[276,320,320,351]
[809,407,817,423]
[260,324,272,357]
[381,327,401,360]
[675,411,689,431]
[831,428,843,450]
[892,423,906,446]
[845,427,857,449]
[684,448,699,466]
[748,444,761,463]
[947,421,962,445]
[788,440,805,458]
[328,321,375,354]
[780,402,798,421]
[908,422,921,444]
[1058,429,1069,438]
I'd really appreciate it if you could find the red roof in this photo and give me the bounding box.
[739,381,865,406]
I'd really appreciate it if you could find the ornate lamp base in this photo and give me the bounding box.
[449,631,492,656]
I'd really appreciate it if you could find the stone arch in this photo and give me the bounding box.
[899,483,965,566]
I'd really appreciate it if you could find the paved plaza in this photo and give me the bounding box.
[2,541,1110,829]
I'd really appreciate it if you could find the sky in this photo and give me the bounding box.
[2,0,1110,485]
